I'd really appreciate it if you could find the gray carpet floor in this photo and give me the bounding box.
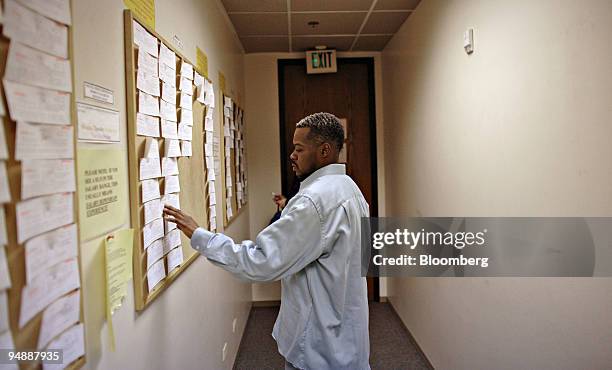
[233,302,433,370]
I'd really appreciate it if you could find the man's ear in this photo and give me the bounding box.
[320,142,331,158]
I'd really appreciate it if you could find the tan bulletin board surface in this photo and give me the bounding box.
[124,10,211,311]
[1,0,85,368]
[220,95,247,227]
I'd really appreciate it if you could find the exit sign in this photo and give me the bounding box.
[306,50,337,74]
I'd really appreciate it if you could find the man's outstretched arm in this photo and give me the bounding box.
[163,195,325,282]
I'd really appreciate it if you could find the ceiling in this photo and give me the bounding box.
[220,0,422,53]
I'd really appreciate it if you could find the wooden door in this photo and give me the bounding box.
[278,58,379,301]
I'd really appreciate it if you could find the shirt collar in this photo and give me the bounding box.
[299,163,346,190]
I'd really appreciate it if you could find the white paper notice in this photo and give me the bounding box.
[38,291,79,349]
[0,162,10,203]
[137,49,158,77]
[167,246,184,273]
[161,157,179,176]
[179,77,192,95]
[147,259,165,292]
[161,82,176,103]
[25,224,77,284]
[43,323,85,370]
[164,175,180,194]
[204,117,213,131]
[142,218,164,248]
[141,179,160,203]
[159,63,176,86]
[17,0,71,25]
[164,139,181,158]
[5,41,72,92]
[144,137,160,158]
[139,158,161,180]
[204,143,213,156]
[194,73,204,87]
[21,159,75,199]
[160,100,177,122]
[164,219,177,233]
[136,113,160,137]
[163,229,181,254]
[15,122,73,160]
[3,0,68,58]
[209,192,217,206]
[159,43,176,70]
[4,80,71,125]
[0,330,15,354]
[181,140,192,157]
[0,247,11,290]
[143,199,163,225]
[133,20,158,57]
[179,92,192,110]
[138,92,160,117]
[161,193,180,210]
[20,258,80,327]
[146,239,163,268]
[16,192,73,244]
[0,291,8,333]
[137,69,160,97]
[161,119,178,139]
[178,123,192,141]
[77,102,120,142]
[180,108,193,125]
[180,62,193,80]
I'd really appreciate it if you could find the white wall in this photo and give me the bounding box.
[382,0,612,369]
[244,52,387,301]
[73,1,251,369]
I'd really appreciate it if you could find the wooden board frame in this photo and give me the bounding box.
[124,10,212,311]
[1,0,86,368]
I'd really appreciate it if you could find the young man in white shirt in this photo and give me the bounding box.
[164,112,371,370]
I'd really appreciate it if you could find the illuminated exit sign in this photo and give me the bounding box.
[306,49,337,74]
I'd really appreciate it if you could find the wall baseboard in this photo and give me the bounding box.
[386,299,436,370]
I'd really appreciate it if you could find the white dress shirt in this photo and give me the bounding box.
[190,163,371,369]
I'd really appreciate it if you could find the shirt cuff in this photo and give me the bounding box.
[190,227,214,253]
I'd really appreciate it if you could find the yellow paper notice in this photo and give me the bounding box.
[219,71,226,93]
[105,229,134,351]
[77,148,128,241]
[196,47,208,78]
[124,0,156,30]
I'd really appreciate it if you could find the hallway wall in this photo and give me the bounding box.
[382,0,612,369]
[73,1,251,369]
[244,52,387,302]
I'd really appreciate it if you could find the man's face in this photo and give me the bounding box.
[290,127,319,180]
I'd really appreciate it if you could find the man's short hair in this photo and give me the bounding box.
[296,112,344,152]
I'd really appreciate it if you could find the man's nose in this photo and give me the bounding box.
[290,152,297,161]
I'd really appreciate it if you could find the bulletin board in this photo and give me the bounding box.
[1,0,86,368]
[123,11,215,311]
[221,96,248,227]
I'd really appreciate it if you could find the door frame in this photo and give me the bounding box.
[277,57,380,301]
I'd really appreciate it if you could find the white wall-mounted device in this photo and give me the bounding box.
[464,28,474,54]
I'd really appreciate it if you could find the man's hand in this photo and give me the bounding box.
[272,193,287,210]
[163,205,199,239]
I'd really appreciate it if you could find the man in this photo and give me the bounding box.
[164,112,370,370]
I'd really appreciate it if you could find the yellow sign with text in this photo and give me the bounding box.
[219,71,226,93]
[124,0,155,30]
[196,47,208,78]
[77,148,128,241]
